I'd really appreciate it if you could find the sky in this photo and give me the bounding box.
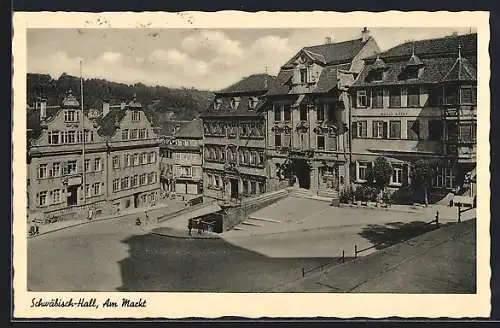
[27,27,475,91]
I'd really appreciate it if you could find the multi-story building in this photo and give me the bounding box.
[27,91,161,219]
[97,95,161,211]
[265,28,380,197]
[348,33,477,195]
[200,74,274,202]
[27,90,108,216]
[169,119,203,195]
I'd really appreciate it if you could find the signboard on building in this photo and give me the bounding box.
[67,176,82,186]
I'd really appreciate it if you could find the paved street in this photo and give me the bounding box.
[28,195,476,292]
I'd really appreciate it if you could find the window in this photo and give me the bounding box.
[48,131,60,145]
[371,88,384,108]
[77,131,84,143]
[112,156,120,169]
[317,135,325,150]
[389,87,401,107]
[300,106,308,121]
[85,131,94,143]
[327,104,336,122]
[460,85,475,104]
[149,152,157,163]
[230,98,240,110]
[130,129,138,139]
[124,154,131,167]
[428,120,443,141]
[317,105,325,121]
[283,105,291,121]
[131,175,138,187]
[38,164,47,179]
[52,162,61,177]
[93,182,102,196]
[250,181,257,194]
[113,178,120,192]
[139,128,147,139]
[391,166,403,185]
[300,68,308,83]
[242,179,249,194]
[356,121,367,138]
[259,181,266,194]
[122,129,129,140]
[181,166,192,177]
[274,105,281,121]
[148,172,157,184]
[84,159,90,172]
[407,86,420,107]
[131,111,140,121]
[250,151,257,165]
[53,189,61,203]
[214,175,220,188]
[372,121,385,138]
[274,133,282,147]
[357,162,368,181]
[259,152,265,166]
[459,123,476,143]
[389,121,401,139]
[121,177,129,190]
[444,85,458,105]
[94,158,102,171]
[67,160,77,174]
[213,99,222,111]
[64,110,79,122]
[67,131,76,144]
[407,120,420,140]
[38,191,47,207]
[372,70,383,82]
[444,167,455,189]
[133,153,139,166]
[140,153,147,165]
[140,173,147,185]
[357,90,367,107]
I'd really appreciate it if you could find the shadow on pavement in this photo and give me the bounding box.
[117,233,339,292]
[358,221,455,250]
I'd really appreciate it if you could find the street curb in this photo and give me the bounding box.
[27,204,172,239]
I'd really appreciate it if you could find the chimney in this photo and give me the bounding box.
[325,36,332,44]
[39,99,47,121]
[102,101,110,117]
[361,27,370,42]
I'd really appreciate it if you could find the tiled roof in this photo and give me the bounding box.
[27,106,61,141]
[301,38,368,65]
[199,95,267,118]
[351,56,476,88]
[157,120,191,137]
[218,74,276,94]
[371,33,477,59]
[267,63,351,96]
[174,119,203,139]
[407,54,424,66]
[372,56,387,69]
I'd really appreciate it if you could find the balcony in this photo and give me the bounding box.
[457,146,476,163]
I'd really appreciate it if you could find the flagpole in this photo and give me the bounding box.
[80,60,86,205]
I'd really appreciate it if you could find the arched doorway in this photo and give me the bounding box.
[293,158,311,189]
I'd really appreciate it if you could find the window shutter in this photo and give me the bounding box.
[383,122,389,138]
[351,122,357,139]
[402,163,409,185]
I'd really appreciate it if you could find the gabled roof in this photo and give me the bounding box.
[372,56,387,69]
[267,63,351,96]
[301,38,368,65]
[218,74,276,94]
[371,33,477,59]
[352,56,477,88]
[174,119,203,139]
[441,56,477,82]
[27,106,62,141]
[199,95,267,118]
[407,54,424,66]
[157,120,192,137]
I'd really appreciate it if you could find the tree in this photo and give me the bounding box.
[410,159,436,207]
[366,156,393,193]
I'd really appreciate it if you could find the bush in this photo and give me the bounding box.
[339,188,354,203]
[354,185,377,202]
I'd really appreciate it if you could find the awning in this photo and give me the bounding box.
[182,203,222,221]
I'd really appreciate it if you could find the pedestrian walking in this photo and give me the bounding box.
[197,219,202,234]
[87,208,94,221]
[145,211,149,225]
[188,219,193,235]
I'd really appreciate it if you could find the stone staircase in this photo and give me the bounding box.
[291,187,339,205]
[234,216,282,231]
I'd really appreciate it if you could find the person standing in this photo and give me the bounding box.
[87,208,93,221]
[188,219,193,235]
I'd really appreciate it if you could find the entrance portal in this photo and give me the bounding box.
[66,185,78,206]
[293,158,311,189]
[230,178,239,199]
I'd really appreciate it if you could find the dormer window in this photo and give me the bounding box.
[248,97,259,110]
[213,98,223,111]
[372,70,384,82]
[300,68,308,83]
[407,68,419,80]
[230,97,240,110]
